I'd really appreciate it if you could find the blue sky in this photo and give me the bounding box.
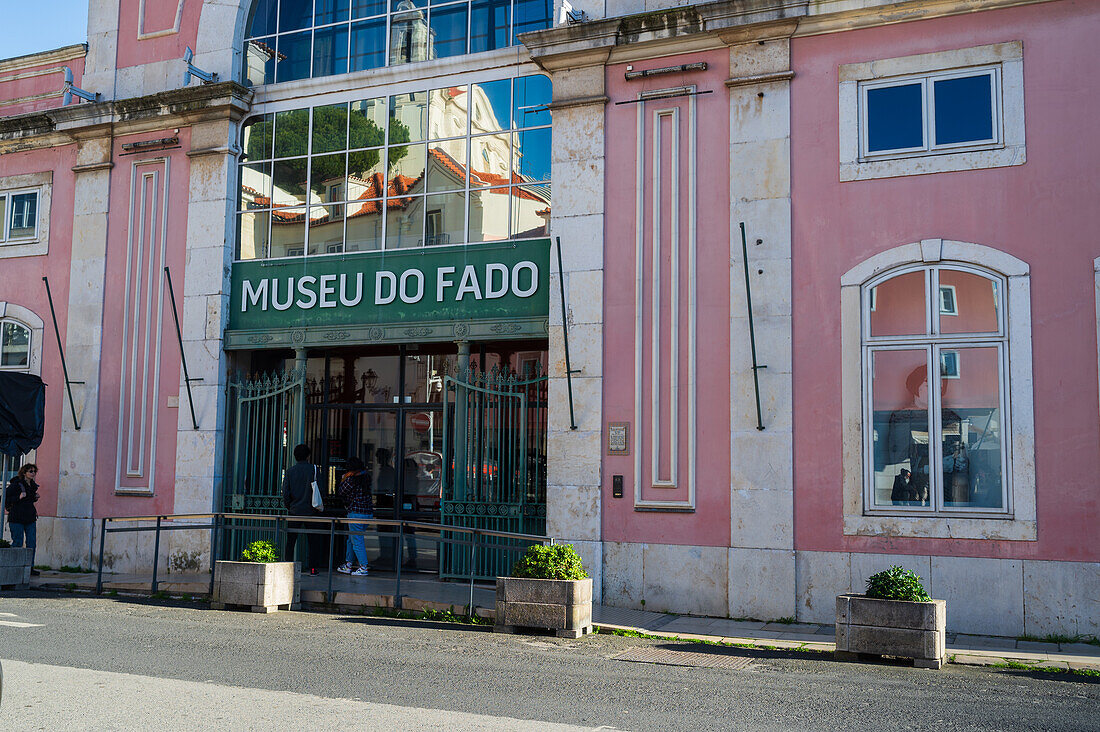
[1,1,90,60]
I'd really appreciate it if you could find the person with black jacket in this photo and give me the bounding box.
[281,444,323,575]
[5,464,40,575]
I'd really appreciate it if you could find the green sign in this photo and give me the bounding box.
[228,239,550,331]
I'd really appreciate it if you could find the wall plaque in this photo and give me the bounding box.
[607,422,630,455]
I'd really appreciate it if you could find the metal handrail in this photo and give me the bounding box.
[94,512,553,614]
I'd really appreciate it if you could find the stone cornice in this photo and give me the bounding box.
[0,44,87,75]
[0,81,253,151]
[522,0,1053,70]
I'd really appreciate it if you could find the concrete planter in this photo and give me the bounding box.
[495,577,593,638]
[211,560,300,613]
[0,547,32,589]
[835,594,947,669]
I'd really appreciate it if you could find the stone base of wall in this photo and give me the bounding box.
[597,541,1100,637]
[34,516,213,576]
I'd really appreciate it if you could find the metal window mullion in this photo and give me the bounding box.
[922,77,933,152]
[929,267,939,336]
[998,341,1011,513]
[2,192,9,241]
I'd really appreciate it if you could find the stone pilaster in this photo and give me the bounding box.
[545,63,608,603]
[725,35,796,621]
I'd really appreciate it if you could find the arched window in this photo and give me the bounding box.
[242,0,553,86]
[863,264,1009,515]
[0,318,30,369]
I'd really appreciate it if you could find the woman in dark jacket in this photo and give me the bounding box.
[6,464,40,575]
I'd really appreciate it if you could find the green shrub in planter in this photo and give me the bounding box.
[241,540,278,564]
[865,565,931,602]
[510,544,587,580]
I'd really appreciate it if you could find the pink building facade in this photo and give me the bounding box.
[0,0,1096,636]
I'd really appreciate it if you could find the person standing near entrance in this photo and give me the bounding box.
[336,456,372,576]
[282,444,323,575]
[5,464,40,576]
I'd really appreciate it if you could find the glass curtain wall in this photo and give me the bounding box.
[244,0,553,85]
[236,75,551,260]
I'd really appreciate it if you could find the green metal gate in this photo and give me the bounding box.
[222,370,305,559]
[441,368,548,580]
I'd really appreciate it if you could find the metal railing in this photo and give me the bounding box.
[94,513,554,615]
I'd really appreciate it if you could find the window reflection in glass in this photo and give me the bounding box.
[514,128,550,181]
[353,0,387,18]
[345,201,384,251]
[247,0,278,36]
[430,4,468,59]
[940,346,1003,509]
[939,269,1000,334]
[868,270,927,337]
[236,211,270,260]
[470,0,510,54]
[870,349,931,508]
[350,98,388,148]
[513,74,551,127]
[279,0,314,32]
[274,109,310,157]
[241,114,273,161]
[428,86,468,140]
[275,30,312,83]
[426,140,467,192]
[315,0,351,24]
[470,133,510,186]
[239,162,272,209]
[387,200,423,249]
[272,159,309,207]
[313,25,350,78]
[511,185,549,239]
[424,191,465,246]
[311,153,348,202]
[348,149,386,196]
[391,92,428,143]
[0,322,30,368]
[390,4,432,66]
[390,143,426,189]
[244,39,277,86]
[309,205,345,255]
[468,186,510,242]
[512,0,552,42]
[471,79,510,134]
[312,104,349,154]
[350,18,386,72]
[269,210,307,258]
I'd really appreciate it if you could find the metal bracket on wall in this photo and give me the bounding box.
[42,276,83,430]
[556,237,580,430]
[164,266,202,430]
[739,222,767,431]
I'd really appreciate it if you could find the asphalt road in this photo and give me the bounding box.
[0,592,1097,731]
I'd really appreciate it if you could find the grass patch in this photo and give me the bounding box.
[987,660,1100,679]
[1016,633,1099,647]
[371,605,492,626]
[151,590,170,600]
[58,565,94,573]
[107,589,118,597]
[64,583,77,591]
[594,626,826,654]
[33,564,52,571]
[774,616,797,625]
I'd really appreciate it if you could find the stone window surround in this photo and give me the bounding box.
[0,171,51,260]
[0,302,45,377]
[840,239,1036,541]
[839,42,1025,182]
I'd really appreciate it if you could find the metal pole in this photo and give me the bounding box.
[95,518,107,594]
[163,267,200,430]
[208,513,221,597]
[151,517,163,593]
[468,530,477,614]
[555,237,578,430]
[739,222,767,431]
[395,522,403,609]
[326,519,335,603]
[293,349,308,447]
[42,276,80,429]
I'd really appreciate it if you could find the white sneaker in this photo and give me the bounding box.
[351,566,369,576]
[336,563,354,574]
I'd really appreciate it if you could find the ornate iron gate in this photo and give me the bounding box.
[441,368,548,580]
[222,370,304,558]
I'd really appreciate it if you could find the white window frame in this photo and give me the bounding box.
[840,238,1036,540]
[0,319,32,371]
[840,42,1025,182]
[861,263,1010,518]
[0,172,51,259]
[939,349,960,379]
[938,284,957,316]
[859,65,1002,161]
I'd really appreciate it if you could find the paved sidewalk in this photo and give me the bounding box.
[26,569,1100,673]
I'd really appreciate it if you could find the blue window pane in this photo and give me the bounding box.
[515,128,551,181]
[275,31,313,83]
[430,4,468,59]
[512,0,552,41]
[513,75,551,128]
[471,78,511,133]
[246,0,278,37]
[934,74,993,146]
[313,25,349,77]
[352,0,386,17]
[470,0,510,54]
[350,18,386,71]
[279,0,315,32]
[866,83,923,153]
[315,0,351,25]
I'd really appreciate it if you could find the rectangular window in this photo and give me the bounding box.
[938,285,957,316]
[939,350,959,379]
[859,66,1001,161]
[2,190,39,242]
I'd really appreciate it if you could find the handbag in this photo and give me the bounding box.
[310,465,324,511]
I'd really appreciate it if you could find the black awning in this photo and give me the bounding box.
[0,372,45,457]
